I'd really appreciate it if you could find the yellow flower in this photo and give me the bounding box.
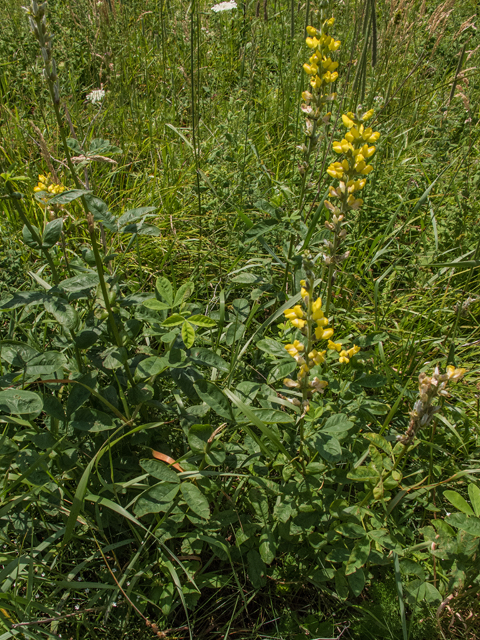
[284,305,304,320]
[342,114,354,129]
[306,26,318,36]
[291,318,306,329]
[362,109,375,121]
[308,349,326,366]
[341,159,349,171]
[329,39,341,51]
[303,63,317,75]
[328,340,342,352]
[284,378,300,389]
[311,377,328,393]
[315,327,334,340]
[302,91,313,102]
[297,363,310,379]
[347,345,361,358]
[339,354,349,364]
[446,366,466,381]
[325,17,335,27]
[327,162,344,179]
[301,287,308,299]
[361,165,374,175]
[306,36,320,48]
[310,75,322,89]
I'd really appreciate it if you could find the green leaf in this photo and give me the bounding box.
[322,413,355,434]
[180,483,210,519]
[84,194,117,231]
[346,539,370,575]
[134,483,180,517]
[259,526,277,565]
[162,314,185,327]
[26,351,67,376]
[0,390,43,415]
[363,432,392,454]
[142,298,171,311]
[58,272,100,293]
[0,341,38,366]
[236,408,294,424]
[189,347,229,372]
[49,189,91,205]
[187,314,216,328]
[256,338,289,358]
[22,224,42,249]
[194,380,232,419]
[347,466,380,481]
[444,490,474,516]
[446,513,480,536]
[71,408,116,432]
[101,346,128,370]
[126,383,153,404]
[44,296,79,331]
[42,394,66,421]
[140,459,179,483]
[348,568,365,597]
[0,292,46,310]
[188,424,212,453]
[334,569,349,600]
[42,218,63,248]
[182,322,195,348]
[356,374,387,388]
[335,523,366,538]
[247,549,266,589]
[63,456,95,545]
[156,276,174,306]
[117,206,157,227]
[313,433,342,463]
[135,356,169,379]
[0,434,18,456]
[266,360,296,384]
[174,282,193,307]
[468,484,480,518]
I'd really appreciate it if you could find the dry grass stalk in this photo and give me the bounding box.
[29,122,59,183]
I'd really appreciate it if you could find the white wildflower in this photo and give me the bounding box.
[211,1,237,12]
[86,89,105,105]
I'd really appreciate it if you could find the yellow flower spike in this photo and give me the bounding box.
[316,317,329,327]
[365,146,376,158]
[344,132,354,143]
[310,75,322,89]
[329,71,338,82]
[309,52,321,64]
[341,159,349,171]
[350,127,361,140]
[332,141,343,153]
[284,306,304,320]
[329,39,341,51]
[354,159,366,173]
[303,63,316,75]
[328,340,342,352]
[322,57,333,70]
[362,127,373,140]
[342,114,354,129]
[362,109,375,121]
[306,25,317,36]
[361,165,374,175]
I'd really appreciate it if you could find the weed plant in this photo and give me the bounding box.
[0,0,480,639]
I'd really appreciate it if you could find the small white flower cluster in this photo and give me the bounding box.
[211,1,237,13]
[86,89,105,105]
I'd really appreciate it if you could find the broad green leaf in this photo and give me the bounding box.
[63,456,95,545]
[162,314,185,327]
[44,296,78,331]
[335,569,349,600]
[194,380,232,420]
[0,341,38,366]
[188,424,212,453]
[101,346,128,370]
[0,390,43,415]
[443,490,474,516]
[58,272,100,293]
[84,194,117,231]
[42,394,66,421]
[266,360,296,384]
[135,356,169,379]
[140,459,179,483]
[322,413,355,434]
[356,374,387,388]
[181,322,195,349]
[236,408,294,424]
[117,206,157,226]
[142,298,171,311]
[347,466,380,481]
[0,435,19,456]
[346,539,370,575]
[247,549,266,589]
[26,351,66,376]
[126,382,153,404]
[363,432,392,454]
[180,483,210,519]
[468,484,480,517]
[134,483,180,517]
[0,292,46,310]
[187,314,216,328]
[71,408,116,432]
[22,224,42,249]
[49,189,91,204]
[156,276,174,306]
[256,338,289,358]
[189,347,229,372]
[313,433,342,463]
[347,568,365,597]
[446,513,480,536]
[259,527,277,565]
[42,218,63,248]
[174,282,193,307]
[335,522,366,538]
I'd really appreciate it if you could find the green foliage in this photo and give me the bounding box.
[0,0,479,638]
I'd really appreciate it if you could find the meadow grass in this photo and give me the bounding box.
[0,0,480,638]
